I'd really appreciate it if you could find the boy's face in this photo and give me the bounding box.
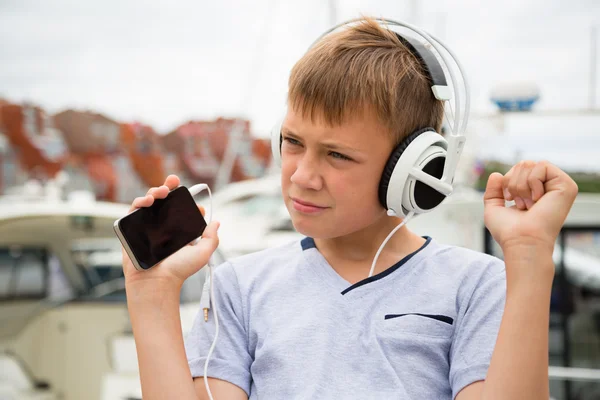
[280,106,395,239]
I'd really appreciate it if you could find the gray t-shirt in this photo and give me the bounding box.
[185,237,506,399]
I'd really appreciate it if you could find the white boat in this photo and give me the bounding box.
[200,174,301,258]
[0,180,224,400]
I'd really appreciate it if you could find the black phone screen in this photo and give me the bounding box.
[116,186,207,270]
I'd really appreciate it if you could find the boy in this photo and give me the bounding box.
[123,17,578,399]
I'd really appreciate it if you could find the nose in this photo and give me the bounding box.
[290,152,323,191]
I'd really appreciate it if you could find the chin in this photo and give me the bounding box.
[293,223,332,239]
[289,213,348,240]
[288,213,328,238]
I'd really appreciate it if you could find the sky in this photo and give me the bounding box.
[0,0,599,140]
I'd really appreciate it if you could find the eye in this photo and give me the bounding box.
[282,136,301,146]
[329,151,352,161]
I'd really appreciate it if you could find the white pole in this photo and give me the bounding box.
[214,121,244,191]
[408,0,419,26]
[431,12,448,41]
[591,24,598,110]
[328,0,337,26]
[549,366,600,382]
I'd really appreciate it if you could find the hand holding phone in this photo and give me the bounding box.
[115,175,219,287]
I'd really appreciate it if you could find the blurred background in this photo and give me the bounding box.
[0,0,599,399]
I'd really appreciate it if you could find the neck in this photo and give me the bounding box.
[313,213,426,278]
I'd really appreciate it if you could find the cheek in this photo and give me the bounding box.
[280,159,294,190]
[330,172,383,215]
[319,186,384,237]
[281,159,294,177]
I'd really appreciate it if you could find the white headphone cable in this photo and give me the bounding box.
[187,184,218,400]
[368,211,416,278]
[202,257,218,400]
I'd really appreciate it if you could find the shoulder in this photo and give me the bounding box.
[428,239,505,275]
[422,238,506,297]
[212,239,303,285]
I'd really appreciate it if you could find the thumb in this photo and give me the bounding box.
[202,220,220,239]
[192,221,219,262]
[198,221,220,250]
[483,172,506,208]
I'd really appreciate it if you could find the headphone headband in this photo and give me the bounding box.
[393,33,447,90]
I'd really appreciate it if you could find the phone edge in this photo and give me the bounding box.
[113,217,147,271]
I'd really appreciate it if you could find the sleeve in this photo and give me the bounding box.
[184,261,252,396]
[449,258,506,399]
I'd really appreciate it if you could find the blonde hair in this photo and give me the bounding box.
[288,17,445,145]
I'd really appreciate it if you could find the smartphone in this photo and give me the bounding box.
[113,186,208,271]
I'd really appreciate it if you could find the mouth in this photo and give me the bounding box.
[290,197,328,214]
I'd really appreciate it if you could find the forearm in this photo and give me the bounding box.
[127,279,198,400]
[482,249,554,400]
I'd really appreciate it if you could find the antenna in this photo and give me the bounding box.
[328,0,337,25]
[213,120,245,190]
[591,24,598,110]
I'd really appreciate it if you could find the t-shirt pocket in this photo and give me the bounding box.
[374,312,454,382]
[379,313,455,339]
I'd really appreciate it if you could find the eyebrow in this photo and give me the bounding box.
[282,128,363,154]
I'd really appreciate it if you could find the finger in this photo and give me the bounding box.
[198,205,206,217]
[164,175,180,191]
[527,162,547,202]
[151,185,170,200]
[531,161,579,228]
[129,195,154,212]
[202,221,220,240]
[515,161,535,204]
[483,172,506,208]
[502,166,517,200]
[506,163,521,202]
[146,184,168,197]
[196,221,220,252]
[513,196,525,210]
[539,161,579,197]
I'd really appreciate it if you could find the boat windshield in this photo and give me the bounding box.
[0,238,224,312]
[0,245,75,302]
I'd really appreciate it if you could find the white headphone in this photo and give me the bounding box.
[271,18,470,218]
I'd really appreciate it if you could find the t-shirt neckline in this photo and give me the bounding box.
[301,236,434,296]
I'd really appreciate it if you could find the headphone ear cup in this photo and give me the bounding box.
[380,129,449,217]
[270,117,284,167]
[410,151,446,210]
[378,128,434,209]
